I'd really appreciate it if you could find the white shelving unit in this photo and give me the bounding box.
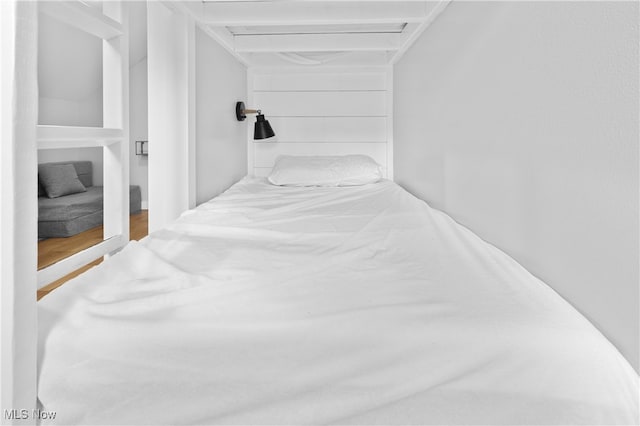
[37,1,130,289]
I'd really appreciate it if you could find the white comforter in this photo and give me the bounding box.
[38,177,639,425]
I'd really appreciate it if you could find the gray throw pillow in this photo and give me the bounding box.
[39,163,87,198]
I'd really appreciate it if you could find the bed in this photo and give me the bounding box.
[37,157,639,425]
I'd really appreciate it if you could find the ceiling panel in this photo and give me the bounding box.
[227,23,407,36]
[176,1,451,67]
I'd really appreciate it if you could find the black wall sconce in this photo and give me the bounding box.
[235,101,275,140]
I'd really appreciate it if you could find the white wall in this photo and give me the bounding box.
[394,1,639,371]
[37,12,103,127]
[195,27,247,204]
[129,57,148,208]
[248,68,392,178]
[37,148,104,186]
[38,94,102,128]
[128,0,148,209]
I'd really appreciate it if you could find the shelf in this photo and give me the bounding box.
[37,125,123,149]
[37,235,125,289]
[39,1,123,40]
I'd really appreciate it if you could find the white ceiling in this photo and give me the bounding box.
[176,0,451,67]
[36,0,450,103]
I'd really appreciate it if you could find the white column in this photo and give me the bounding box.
[0,0,38,418]
[103,1,130,244]
[147,2,196,233]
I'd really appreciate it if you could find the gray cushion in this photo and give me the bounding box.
[69,161,93,187]
[39,161,93,188]
[39,163,87,198]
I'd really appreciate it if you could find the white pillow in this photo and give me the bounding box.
[267,155,382,187]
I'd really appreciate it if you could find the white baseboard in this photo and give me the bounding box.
[141,201,148,210]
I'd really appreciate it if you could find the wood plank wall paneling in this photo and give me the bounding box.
[266,117,387,143]
[254,72,386,92]
[253,91,387,117]
[249,69,393,179]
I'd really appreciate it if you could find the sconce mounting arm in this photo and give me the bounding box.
[235,101,259,121]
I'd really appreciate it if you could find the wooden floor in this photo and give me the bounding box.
[37,210,148,300]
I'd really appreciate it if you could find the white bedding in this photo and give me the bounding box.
[38,177,639,425]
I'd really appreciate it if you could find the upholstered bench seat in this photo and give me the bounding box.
[38,161,142,238]
[39,186,142,238]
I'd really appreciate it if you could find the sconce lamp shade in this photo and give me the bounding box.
[254,113,275,140]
